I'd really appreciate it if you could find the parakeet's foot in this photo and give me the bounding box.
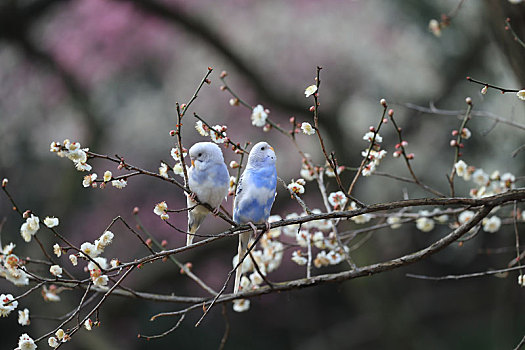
[188,192,197,202]
[264,221,271,233]
[248,222,258,236]
[212,207,220,216]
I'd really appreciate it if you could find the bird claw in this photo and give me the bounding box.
[264,221,271,233]
[248,222,258,236]
[212,207,220,216]
[188,192,197,202]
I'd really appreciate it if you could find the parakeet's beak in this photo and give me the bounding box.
[191,159,195,167]
[269,146,274,151]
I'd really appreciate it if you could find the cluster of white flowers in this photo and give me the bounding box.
[454,160,516,199]
[210,125,228,143]
[55,329,68,343]
[0,243,29,286]
[75,231,114,287]
[279,210,347,270]
[0,293,18,317]
[251,105,269,127]
[287,179,306,195]
[20,214,39,243]
[88,257,110,287]
[228,176,237,195]
[231,226,285,313]
[79,231,114,260]
[50,139,92,171]
[154,201,169,220]
[169,147,187,179]
[361,130,386,176]
[518,90,525,100]
[14,333,36,350]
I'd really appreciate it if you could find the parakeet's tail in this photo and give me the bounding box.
[186,226,197,246]
[234,231,251,294]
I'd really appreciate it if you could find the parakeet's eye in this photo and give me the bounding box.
[261,146,265,150]
[198,153,202,157]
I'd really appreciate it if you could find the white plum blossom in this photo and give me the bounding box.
[44,217,59,228]
[159,162,169,179]
[103,170,112,182]
[42,286,61,302]
[387,216,402,229]
[172,162,184,177]
[20,214,40,243]
[300,164,316,181]
[83,173,97,188]
[460,128,471,139]
[301,122,315,135]
[0,293,18,317]
[314,251,331,268]
[458,210,475,224]
[250,105,268,127]
[170,147,187,161]
[195,120,209,136]
[53,244,61,257]
[69,254,78,266]
[304,84,317,97]
[312,231,326,249]
[154,201,169,219]
[351,213,372,224]
[249,271,264,286]
[501,172,516,189]
[282,213,300,237]
[295,230,310,247]
[210,125,228,143]
[84,319,93,330]
[80,242,100,258]
[472,169,489,186]
[233,299,250,312]
[287,180,305,195]
[18,308,30,326]
[416,211,434,232]
[328,191,348,210]
[428,19,441,36]
[92,275,109,287]
[517,89,525,100]
[325,165,344,178]
[291,250,307,265]
[454,160,468,178]
[98,231,114,248]
[483,216,501,233]
[48,337,59,348]
[2,243,15,255]
[111,179,127,189]
[15,333,36,350]
[363,131,382,143]
[49,265,63,277]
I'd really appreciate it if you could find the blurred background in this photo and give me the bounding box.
[1,0,525,348]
